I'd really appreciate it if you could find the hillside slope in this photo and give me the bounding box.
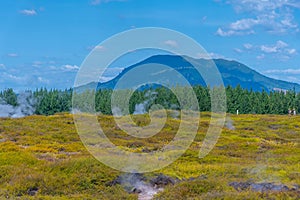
[94,55,300,92]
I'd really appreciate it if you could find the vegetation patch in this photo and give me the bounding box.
[0,113,299,199]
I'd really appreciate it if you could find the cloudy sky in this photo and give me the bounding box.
[0,0,300,90]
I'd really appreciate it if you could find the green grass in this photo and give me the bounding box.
[0,113,299,199]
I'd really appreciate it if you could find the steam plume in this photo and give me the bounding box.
[0,92,36,118]
[225,116,235,130]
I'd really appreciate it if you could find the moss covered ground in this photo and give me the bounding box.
[0,113,299,199]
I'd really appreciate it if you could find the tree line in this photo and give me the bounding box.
[1,85,299,116]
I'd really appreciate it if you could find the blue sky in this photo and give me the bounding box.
[0,0,300,91]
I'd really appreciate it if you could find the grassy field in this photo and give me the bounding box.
[0,113,299,199]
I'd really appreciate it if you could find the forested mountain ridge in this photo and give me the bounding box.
[2,84,299,117]
[95,55,300,92]
[1,56,300,117]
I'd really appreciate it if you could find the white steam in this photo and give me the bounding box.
[133,91,157,115]
[137,183,163,200]
[225,116,235,130]
[0,92,36,118]
[112,106,123,117]
[118,173,163,200]
[133,102,148,115]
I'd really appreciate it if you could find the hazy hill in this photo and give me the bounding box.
[92,55,300,92]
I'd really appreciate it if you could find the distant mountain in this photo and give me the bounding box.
[90,55,300,92]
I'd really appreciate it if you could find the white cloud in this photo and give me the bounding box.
[20,9,37,16]
[0,64,5,69]
[265,68,300,75]
[32,61,44,67]
[230,18,260,30]
[3,73,24,81]
[227,0,300,13]
[261,45,278,53]
[216,28,232,36]
[164,40,178,48]
[237,40,297,60]
[7,53,18,57]
[256,54,265,60]
[260,40,293,54]
[62,64,80,71]
[37,77,49,84]
[287,48,297,55]
[90,0,126,5]
[281,18,298,28]
[276,40,288,48]
[8,74,21,81]
[216,0,300,36]
[234,48,243,53]
[216,27,254,36]
[243,43,253,50]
